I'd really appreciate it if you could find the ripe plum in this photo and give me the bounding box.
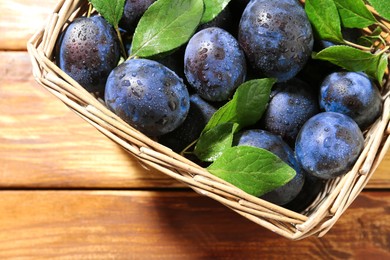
[57,16,121,94]
[105,59,190,136]
[184,27,246,102]
[238,0,313,82]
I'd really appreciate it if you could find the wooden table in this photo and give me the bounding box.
[1,1,390,258]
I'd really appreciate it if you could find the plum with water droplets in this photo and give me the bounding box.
[260,78,319,146]
[56,16,121,94]
[105,58,190,137]
[319,72,382,129]
[184,27,246,102]
[295,112,364,179]
[238,0,313,82]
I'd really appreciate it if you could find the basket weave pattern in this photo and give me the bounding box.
[27,0,390,240]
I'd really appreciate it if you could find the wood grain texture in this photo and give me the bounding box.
[1,51,389,189]
[0,51,182,189]
[0,190,388,259]
[0,0,59,50]
[1,0,389,255]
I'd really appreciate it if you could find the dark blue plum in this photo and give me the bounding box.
[319,72,382,129]
[238,0,313,82]
[159,94,217,153]
[260,78,319,146]
[119,0,155,34]
[184,27,247,102]
[105,59,190,137]
[295,112,364,179]
[57,16,120,94]
[234,129,305,205]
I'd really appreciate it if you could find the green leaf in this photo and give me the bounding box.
[357,26,383,46]
[334,0,377,28]
[207,146,296,197]
[89,0,126,27]
[194,123,239,162]
[367,0,390,21]
[366,53,389,85]
[130,0,204,58]
[201,0,231,24]
[377,53,389,84]
[203,79,276,133]
[313,45,387,83]
[305,0,344,43]
[313,45,376,71]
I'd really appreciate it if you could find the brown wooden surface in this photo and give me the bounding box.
[0,190,389,259]
[0,0,59,50]
[0,51,183,189]
[1,0,390,258]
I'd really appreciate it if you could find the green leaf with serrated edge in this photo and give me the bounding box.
[357,37,375,47]
[194,122,239,162]
[313,45,378,72]
[207,146,296,197]
[377,54,389,84]
[313,45,388,83]
[366,53,389,85]
[334,0,377,28]
[203,79,275,134]
[370,26,383,37]
[201,0,231,24]
[357,27,383,47]
[305,0,343,43]
[367,0,390,21]
[130,0,203,58]
[89,0,126,27]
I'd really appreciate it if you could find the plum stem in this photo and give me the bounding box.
[115,26,128,59]
[343,40,372,52]
[180,139,199,157]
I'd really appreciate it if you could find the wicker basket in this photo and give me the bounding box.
[27,0,390,240]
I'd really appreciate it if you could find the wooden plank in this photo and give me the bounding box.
[1,51,390,189]
[0,0,59,50]
[0,190,388,259]
[0,51,182,189]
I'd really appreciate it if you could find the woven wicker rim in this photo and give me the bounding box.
[27,0,390,240]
